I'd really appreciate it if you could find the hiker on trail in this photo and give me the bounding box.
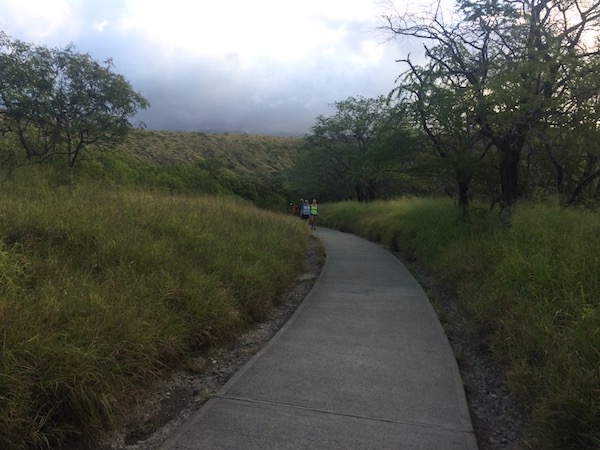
[309,199,318,230]
[297,198,304,218]
[288,202,296,215]
[301,199,310,222]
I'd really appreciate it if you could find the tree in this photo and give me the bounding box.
[300,95,415,202]
[395,57,495,208]
[0,33,149,168]
[382,0,600,211]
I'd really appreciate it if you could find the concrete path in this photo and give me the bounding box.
[160,228,478,449]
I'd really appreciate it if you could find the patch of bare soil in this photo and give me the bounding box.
[98,234,526,450]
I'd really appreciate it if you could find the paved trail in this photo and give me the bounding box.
[160,228,478,449]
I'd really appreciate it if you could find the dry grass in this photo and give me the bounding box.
[0,180,310,449]
[119,129,306,174]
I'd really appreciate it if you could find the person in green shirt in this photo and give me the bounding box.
[309,199,318,230]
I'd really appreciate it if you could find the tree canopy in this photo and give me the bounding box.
[290,95,423,202]
[0,32,149,168]
[382,0,600,209]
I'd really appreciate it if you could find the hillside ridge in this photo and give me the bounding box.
[119,129,306,174]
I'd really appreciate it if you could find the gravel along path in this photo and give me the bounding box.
[99,234,525,450]
[401,257,526,450]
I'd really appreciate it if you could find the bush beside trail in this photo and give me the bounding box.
[0,184,310,449]
[320,198,600,450]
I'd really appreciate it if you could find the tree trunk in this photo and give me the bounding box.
[457,169,472,210]
[566,168,600,205]
[355,182,366,202]
[539,136,565,195]
[497,131,527,209]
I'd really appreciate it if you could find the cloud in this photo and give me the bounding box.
[0,0,409,135]
[92,20,109,32]
[0,0,78,42]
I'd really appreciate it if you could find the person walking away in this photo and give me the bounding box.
[309,199,318,230]
[301,199,310,222]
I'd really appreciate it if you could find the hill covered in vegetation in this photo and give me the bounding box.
[119,129,306,175]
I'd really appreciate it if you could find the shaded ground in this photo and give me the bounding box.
[98,233,526,450]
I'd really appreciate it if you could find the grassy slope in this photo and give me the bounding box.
[0,182,311,449]
[0,130,312,448]
[119,129,306,174]
[319,198,600,450]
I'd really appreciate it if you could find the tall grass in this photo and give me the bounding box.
[0,180,310,449]
[320,198,600,449]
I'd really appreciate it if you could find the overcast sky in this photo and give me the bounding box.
[0,0,419,136]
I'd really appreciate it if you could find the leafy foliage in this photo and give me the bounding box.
[383,0,600,210]
[288,96,427,202]
[0,32,149,168]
